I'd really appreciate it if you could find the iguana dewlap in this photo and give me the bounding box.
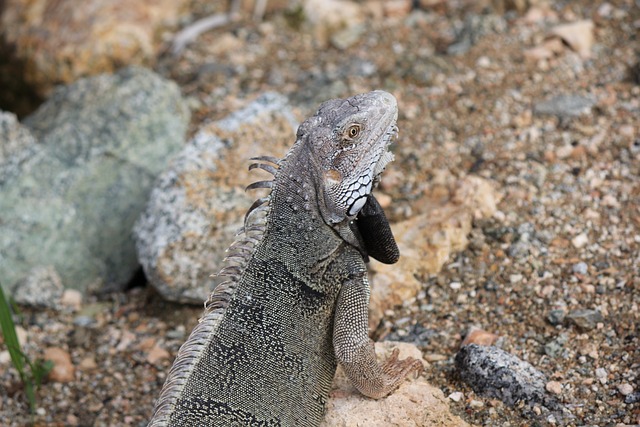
[149,91,422,427]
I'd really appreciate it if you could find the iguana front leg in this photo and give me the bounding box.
[333,277,423,399]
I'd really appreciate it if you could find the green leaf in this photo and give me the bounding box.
[0,285,27,381]
[0,284,41,416]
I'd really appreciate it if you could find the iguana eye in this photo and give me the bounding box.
[343,124,362,140]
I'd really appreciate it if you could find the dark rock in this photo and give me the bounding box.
[385,323,438,346]
[455,344,561,413]
[547,309,566,326]
[566,309,603,331]
[625,392,640,404]
[0,67,190,297]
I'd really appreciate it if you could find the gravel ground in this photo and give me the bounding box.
[1,1,639,425]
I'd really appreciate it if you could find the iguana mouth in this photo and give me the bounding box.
[372,124,398,186]
[346,124,398,217]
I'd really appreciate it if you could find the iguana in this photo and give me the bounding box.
[149,90,422,426]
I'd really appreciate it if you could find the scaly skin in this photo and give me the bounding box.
[149,91,422,427]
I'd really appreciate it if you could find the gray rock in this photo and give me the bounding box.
[447,14,507,55]
[547,309,566,326]
[0,111,39,184]
[134,93,298,303]
[507,240,530,258]
[544,334,568,358]
[533,95,596,118]
[331,23,365,50]
[11,266,64,309]
[455,345,560,413]
[566,309,603,331]
[0,67,190,297]
[572,261,588,275]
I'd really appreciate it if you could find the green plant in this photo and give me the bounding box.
[0,284,53,416]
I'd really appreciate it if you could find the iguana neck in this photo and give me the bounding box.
[264,140,348,274]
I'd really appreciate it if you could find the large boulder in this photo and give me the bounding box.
[0,0,188,102]
[0,67,190,297]
[134,93,298,303]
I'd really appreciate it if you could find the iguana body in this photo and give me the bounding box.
[149,91,421,426]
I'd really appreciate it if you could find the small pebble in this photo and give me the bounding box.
[571,233,589,248]
[547,309,566,326]
[147,345,170,365]
[469,399,484,408]
[73,315,94,327]
[477,56,491,68]
[60,289,83,310]
[44,347,75,383]
[66,414,80,426]
[15,326,27,346]
[617,383,634,396]
[79,356,98,371]
[595,367,607,384]
[462,329,498,347]
[625,392,640,404]
[448,391,464,402]
[567,309,603,331]
[546,381,562,395]
[572,262,588,275]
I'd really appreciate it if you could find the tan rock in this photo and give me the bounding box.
[549,20,594,59]
[323,341,468,427]
[545,380,562,395]
[44,347,75,382]
[369,177,499,329]
[138,337,157,351]
[461,328,499,347]
[383,0,413,18]
[15,325,27,347]
[78,356,98,372]
[60,289,82,311]
[0,0,188,97]
[303,0,364,48]
[147,345,170,365]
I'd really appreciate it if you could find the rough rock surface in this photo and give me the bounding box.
[323,341,469,427]
[0,0,188,99]
[368,176,499,329]
[455,344,562,417]
[11,266,64,310]
[0,111,39,182]
[134,92,298,303]
[0,67,189,296]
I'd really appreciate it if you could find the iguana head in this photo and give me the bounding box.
[298,90,398,226]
